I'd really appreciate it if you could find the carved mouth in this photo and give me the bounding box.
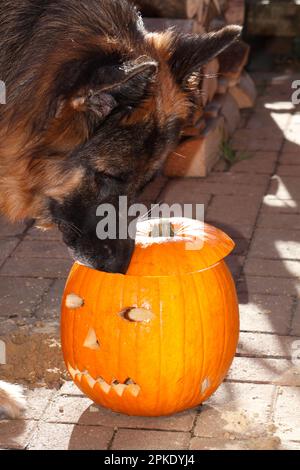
[67,363,141,397]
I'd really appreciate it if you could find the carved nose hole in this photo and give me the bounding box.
[120,307,154,323]
[83,327,100,350]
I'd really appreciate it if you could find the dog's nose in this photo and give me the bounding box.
[92,238,135,274]
[68,237,135,274]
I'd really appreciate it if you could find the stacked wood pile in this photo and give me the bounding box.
[136,0,256,177]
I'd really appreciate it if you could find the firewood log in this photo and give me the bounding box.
[132,0,202,19]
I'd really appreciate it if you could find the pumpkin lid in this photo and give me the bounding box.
[127,217,235,277]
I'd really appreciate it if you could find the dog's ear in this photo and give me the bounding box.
[58,58,158,121]
[169,25,241,87]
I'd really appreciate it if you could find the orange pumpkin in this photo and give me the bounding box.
[61,218,239,416]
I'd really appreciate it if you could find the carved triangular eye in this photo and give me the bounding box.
[83,327,100,350]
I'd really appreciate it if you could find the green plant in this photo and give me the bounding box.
[221,140,251,170]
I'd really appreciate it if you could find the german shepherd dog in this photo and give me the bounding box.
[0,0,240,418]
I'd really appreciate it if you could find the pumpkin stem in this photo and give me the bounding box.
[149,220,175,238]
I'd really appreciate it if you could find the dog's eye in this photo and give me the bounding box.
[94,171,127,187]
[124,105,134,114]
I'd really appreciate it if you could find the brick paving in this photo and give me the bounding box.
[0,73,300,450]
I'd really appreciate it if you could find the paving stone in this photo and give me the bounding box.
[249,229,300,260]
[207,195,262,227]
[194,382,275,440]
[160,179,211,219]
[244,258,300,278]
[0,257,72,279]
[161,179,212,205]
[238,293,293,335]
[226,255,245,279]
[277,165,300,177]
[285,127,300,145]
[206,172,269,187]
[0,217,28,238]
[112,429,190,450]
[0,277,51,318]
[13,241,69,259]
[227,356,296,384]
[268,175,300,200]
[44,395,196,431]
[261,196,300,214]
[279,441,300,450]
[163,174,268,200]
[257,212,300,230]
[291,303,300,336]
[28,422,113,450]
[232,238,250,256]
[190,436,281,450]
[246,113,284,131]
[26,226,62,241]
[282,141,300,154]
[25,388,57,421]
[44,395,92,423]
[230,151,277,174]
[274,387,300,441]
[279,152,300,165]
[0,420,38,450]
[59,381,84,396]
[238,276,300,297]
[247,110,290,132]
[231,129,283,152]
[238,332,298,359]
[190,183,266,198]
[207,223,254,240]
[232,136,282,152]
[232,128,283,143]
[263,101,295,112]
[84,407,196,433]
[0,239,19,263]
[35,279,65,320]
[269,112,291,132]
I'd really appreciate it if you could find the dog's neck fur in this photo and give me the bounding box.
[0,0,148,222]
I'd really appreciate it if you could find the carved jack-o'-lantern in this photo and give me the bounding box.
[61,218,239,416]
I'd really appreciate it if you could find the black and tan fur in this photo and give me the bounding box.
[0,0,240,418]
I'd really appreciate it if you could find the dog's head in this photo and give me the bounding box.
[1,0,240,273]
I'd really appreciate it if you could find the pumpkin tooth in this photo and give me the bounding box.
[127,384,141,397]
[112,380,126,397]
[121,307,154,323]
[65,293,84,309]
[96,377,111,394]
[82,372,96,389]
[83,328,100,350]
[67,363,81,380]
[124,378,141,397]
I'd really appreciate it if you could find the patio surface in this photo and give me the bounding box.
[0,72,300,450]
